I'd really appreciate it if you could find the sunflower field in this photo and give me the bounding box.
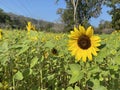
[0,27,120,90]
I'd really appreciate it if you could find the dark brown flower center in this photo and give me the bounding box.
[51,48,58,55]
[77,35,91,49]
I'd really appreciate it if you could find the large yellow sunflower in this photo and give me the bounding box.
[68,25,101,62]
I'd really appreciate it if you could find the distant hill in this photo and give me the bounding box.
[0,8,64,32]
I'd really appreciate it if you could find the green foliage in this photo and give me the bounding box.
[0,9,12,25]
[96,20,113,34]
[30,56,39,68]
[14,71,24,80]
[57,0,103,31]
[98,20,112,29]
[0,29,120,89]
[69,64,83,84]
[104,0,120,30]
[111,8,120,30]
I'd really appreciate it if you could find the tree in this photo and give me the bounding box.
[97,20,113,34]
[0,8,12,28]
[104,0,120,30]
[57,0,103,31]
[111,8,120,30]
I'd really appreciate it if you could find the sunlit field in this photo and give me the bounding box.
[0,29,120,90]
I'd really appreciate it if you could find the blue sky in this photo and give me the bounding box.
[0,0,111,27]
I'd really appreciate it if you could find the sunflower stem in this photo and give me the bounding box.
[84,62,89,89]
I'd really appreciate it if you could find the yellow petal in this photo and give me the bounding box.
[88,53,92,61]
[91,47,97,56]
[74,27,81,35]
[86,26,94,37]
[71,48,78,56]
[74,27,79,32]
[87,49,92,61]
[91,36,101,41]
[82,56,86,62]
[68,40,77,44]
[95,48,100,51]
[68,31,80,39]
[68,41,78,50]
[94,43,101,47]
[79,25,85,34]
[68,35,79,39]
[75,49,82,61]
[71,46,79,56]
[70,31,74,34]
[82,50,87,62]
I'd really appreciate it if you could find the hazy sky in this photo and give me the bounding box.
[0,0,112,27]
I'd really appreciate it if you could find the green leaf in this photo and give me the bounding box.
[47,74,55,80]
[113,55,120,65]
[75,86,81,90]
[69,72,84,84]
[91,79,100,88]
[23,68,33,77]
[29,68,33,75]
[69,64,83,84]
[66,86,73,90]
[93,86,107,90]
[14,71,23,80]
[0,82,3,88]
[30,57,38,68]
[16,45,29,56]
[2,41,8,51]
[92,79,107,90]
[0,55,9,66]
[29,30,38,37]
[109,65,119,71]
[88,66,100,74]
[0,41,8,53]
[69,64,81,73]
[44,41,55,49]
[10,45,25,49]
[41,55,44,62]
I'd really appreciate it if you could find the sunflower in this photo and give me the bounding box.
[26,22,36,32]
[68,25,101,62]
[51,48,58,55]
